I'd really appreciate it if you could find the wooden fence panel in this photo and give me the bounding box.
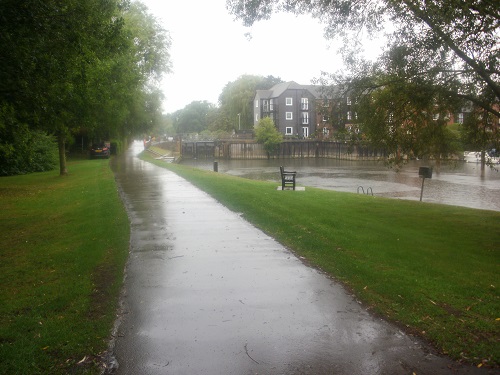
[181,140,385,160]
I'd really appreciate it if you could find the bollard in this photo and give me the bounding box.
[213,161,218,172]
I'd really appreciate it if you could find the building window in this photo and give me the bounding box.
[347,111,352,121]
[301,98,309,110]
[270,99,274,111]
[255,100,259,108]
[346,97,351,105]
[285,127,293,135]
[302,127,309,138]
[458,113,464,124]
[262,100,269,112]
[255,114,259,122]
[301,112,309,124]
[322,115,328,122]
[322,127,329,136]
[286,97,293,106]
[286,112,293,120]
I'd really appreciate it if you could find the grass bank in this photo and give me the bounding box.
[143,152,499,368]
[0,159,129,374]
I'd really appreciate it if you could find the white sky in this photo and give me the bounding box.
[138,0,380,114]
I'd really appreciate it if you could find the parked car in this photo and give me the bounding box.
[90,143,110,159]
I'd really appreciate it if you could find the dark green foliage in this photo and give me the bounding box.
[0,108,57,176]
[0,0,171,175]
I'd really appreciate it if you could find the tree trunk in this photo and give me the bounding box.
[58,134,68,176]
[435,155,441,173]
[481,150,486,177]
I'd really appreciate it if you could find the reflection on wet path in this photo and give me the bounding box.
[109,142,490,374]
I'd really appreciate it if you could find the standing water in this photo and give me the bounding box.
[179,158,500,212]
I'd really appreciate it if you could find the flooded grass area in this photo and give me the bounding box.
[180,158,500,211]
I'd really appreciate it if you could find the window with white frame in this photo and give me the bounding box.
[285,127,293,135]
[322,127,329,136]
[270,99,274,111]
[322,115,328,122]
[302,127,309,138]
[458,113,464,124]
[286,112,293,120]
[347,111,352,121]
[301,112,309,124]
[255,100,259,108]
[301,98,309,110]
[262,100,269,112]
[255,114,259,122]
[346,97,352,105]
[286,97,293,106]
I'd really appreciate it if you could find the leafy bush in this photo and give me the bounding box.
[255,117,282,158]
[0,116,58,176]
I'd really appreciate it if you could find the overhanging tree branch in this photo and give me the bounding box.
[402,0,500,100]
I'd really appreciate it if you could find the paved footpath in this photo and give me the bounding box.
[108,142,491,375]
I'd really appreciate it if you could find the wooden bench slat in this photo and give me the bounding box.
[280,166,296,190]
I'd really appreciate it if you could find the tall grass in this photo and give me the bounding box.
[144,153,500,367]
[0,159,129,374]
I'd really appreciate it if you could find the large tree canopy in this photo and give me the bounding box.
[218,74,282,131]
[0,0,171,175]
[172,101,215,135]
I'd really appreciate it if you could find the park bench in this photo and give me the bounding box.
[280,166,297,190]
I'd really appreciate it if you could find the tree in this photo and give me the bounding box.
[0,0,171,175]
[356,77,462,166]
[227,0,499,164]
[218,75,282,131]
[255,117,283,158]
[227,0,498,107]
[172,101,215,135]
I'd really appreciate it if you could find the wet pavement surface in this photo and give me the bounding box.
[108,142,492,374]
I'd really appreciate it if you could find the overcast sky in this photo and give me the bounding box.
[138,0,378,114]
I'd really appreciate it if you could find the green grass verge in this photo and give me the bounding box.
[143,152,499,368]
[0,159,130,374]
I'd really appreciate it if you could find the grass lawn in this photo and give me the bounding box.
[0,159,129,374]
[143,152,500,368]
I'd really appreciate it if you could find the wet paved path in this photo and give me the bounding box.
[109,142,488,374]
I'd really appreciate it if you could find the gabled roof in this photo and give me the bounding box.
[255,81,316,99]
[255,81,344,100]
